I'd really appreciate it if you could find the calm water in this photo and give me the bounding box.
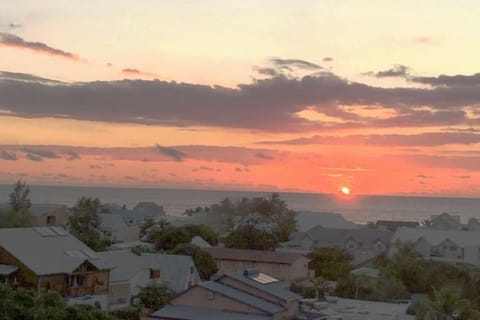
[0,184,479,223]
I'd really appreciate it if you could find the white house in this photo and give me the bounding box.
[391,227,480,267]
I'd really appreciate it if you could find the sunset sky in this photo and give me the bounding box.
[1,1,480,197]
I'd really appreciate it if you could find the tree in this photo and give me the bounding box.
[191,248,218,280]
[224,225,277,251]
[9,180,31,214]
[68,197,106,251]
[0,180,32,228]
[136,282,171,312]
[309,247,352,281]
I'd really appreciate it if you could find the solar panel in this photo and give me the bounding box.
[33,227,57,237]
[248,273,279,284]
[50,226,68,236]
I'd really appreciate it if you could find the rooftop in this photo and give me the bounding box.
[0,227,111,275]
[150,305,272,320]
[204,247,306,265]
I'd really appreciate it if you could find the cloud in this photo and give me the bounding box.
[121,68,157,77]
[323,57,333,62]
[0,150,17,160]
[1,69,480,132]
[456,175,471,179]
[62,149,80,160]
[255,152,273,160]
[416,174,434,179]
[155,145,186,161]
[414,36,433,44]
[410,73,480,87]
[23,148,59,159]
[0,71,63,84]
[364,64,410,78]
[8,23,22,29]
[258,132,480,147]
[25,153,43,162]
[89,164,102,169]
[0,33,79,60]
[270,58,323,70]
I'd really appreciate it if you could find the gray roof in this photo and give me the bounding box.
[0,264,17,276]
[287,226,393,249]
[204,247,306,265]
[392,227,480,247]
[97,250,152,282]
[140,253,200,293]
[191,235,212,248]
[0,227,111,275]
[220,271,301,302]
[199,281,284,314]
[151,305,272,320]
[133,202,166,218]
[296,211,358,232]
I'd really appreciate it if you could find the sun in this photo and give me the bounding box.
[341,186,351,195]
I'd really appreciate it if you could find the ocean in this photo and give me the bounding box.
[0,184,479,224]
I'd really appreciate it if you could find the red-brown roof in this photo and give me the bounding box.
[204,247,307,265]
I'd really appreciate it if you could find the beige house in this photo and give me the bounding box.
[29,204,69,226]
[204,247,311,280]
[151,269,301,320]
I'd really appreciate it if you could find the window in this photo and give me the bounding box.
[150,269,160,279]
[46,215,56,225]
[207,290,215,300]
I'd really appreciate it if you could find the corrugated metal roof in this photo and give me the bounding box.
[151,305,272,320]
[0,227,111,275]
[199,281,284,314]
[204,247,306,265]
[220,271,302,302]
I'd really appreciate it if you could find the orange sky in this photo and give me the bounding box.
[1,1,480,197]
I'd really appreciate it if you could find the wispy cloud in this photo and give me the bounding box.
[363,64,410,78]
[23,148,59,159]
[0,33,79,60]
[25,153,43,162]
[255,152,273,160]
[121,68,157,77]
[155,145,186,161]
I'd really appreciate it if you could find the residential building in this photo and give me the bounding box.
[139,253,201,294]
[98,212,140,243]
[97,250,157,310]
[216,269,302,319]
[279,226,392,267]
[133,202,166,222]
[0,227,112,309]
[151,269,301,320]
[376,220,419,231]
[429,213,461,230]
[295,212,358,232]
[149,305,272,320]
[203,247,311,280]
[0,203,69,226]
[391,227,480,267]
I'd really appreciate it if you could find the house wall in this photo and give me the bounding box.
[32,210,68,227]
[434,240,464,260]
[171,286,266,315]
[0,246,38,286]
[215,258,309,281]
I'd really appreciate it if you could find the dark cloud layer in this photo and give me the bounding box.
[270,58,323,70]
[0,67,479,132]
[23,148,59,159]
[0,33,79,60]
[410,73,480,87]
[259,132,480,147]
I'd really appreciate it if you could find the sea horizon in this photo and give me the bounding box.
[1,183,479,224]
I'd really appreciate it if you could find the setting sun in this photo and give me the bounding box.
[341,187,351,195]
